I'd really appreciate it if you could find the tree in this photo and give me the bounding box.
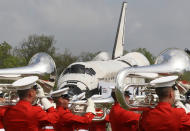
[13,34,79,76]
[0,41,12,60]
[15,34,56,63]
[132,48,155,64]
[123,50,129,55]
[77,52,99,62]
[0,41,26,68]
[54,49,77,75]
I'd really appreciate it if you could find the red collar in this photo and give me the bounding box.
[18,100,31,105]
[156,102,172,107]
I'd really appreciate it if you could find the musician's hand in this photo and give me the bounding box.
[175,89,180,102]
[41,98,53,110]
[175,101,189,113]
[86,98,96,115]
[36,84,45,98]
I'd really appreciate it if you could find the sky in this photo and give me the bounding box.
[0,0,190,57]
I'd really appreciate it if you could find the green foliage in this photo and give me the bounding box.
[15,34,56,63]
[0,41,12,57]
[180,72,190,81]
[54,51,99,75]
[132,48,155,64]
[1,37,157,76]
[13,35,81,75]
[77,52,99,62]
[123,50,129,55]
[0,41,26,68]
[0,35,159,81]
[54,49,77,75]
[1,56,26,68]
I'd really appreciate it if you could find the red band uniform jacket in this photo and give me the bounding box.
[74,109,110,131]
[54,106,94,131]
[109,102,140,131]
[0,105,9,129]
[3,100,58,131]
[139,102,190,131]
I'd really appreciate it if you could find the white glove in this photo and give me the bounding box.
[175,101,189,113]
[86,98,96,115]
[175,89,181,102]
[36,84,45,98]
[185,103,190,113]
[41,98,53,110]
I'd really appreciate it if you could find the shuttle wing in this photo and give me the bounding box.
[112,2,127,59]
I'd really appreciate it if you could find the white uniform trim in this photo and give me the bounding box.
[74,129,88,131]
[42,126,54,129]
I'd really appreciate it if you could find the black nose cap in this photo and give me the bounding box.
[61,84,83,97]
[85,88,100,99]
[185,48,190,55]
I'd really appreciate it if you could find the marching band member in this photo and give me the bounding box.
[109,90,140,131]
[39,96,56,131]
[139,76,190,131]
[74,108,109,131]
[0,106,7,131]
[51,88,96,131]
[3,76,59,131]
[0,93,7,131]
[88,108,109,131]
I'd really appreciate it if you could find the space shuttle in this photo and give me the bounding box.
[57,2,150,100]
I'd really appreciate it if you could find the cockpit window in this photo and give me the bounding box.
[63,64,96,76]
[85,68,96,76]
[70,64,85,74]
[61,85,83,96]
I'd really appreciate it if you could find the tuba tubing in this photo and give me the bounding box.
[0,52,56,76]
[69,97,113,121]
[116,48,190,110]
[0,52,57,105]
